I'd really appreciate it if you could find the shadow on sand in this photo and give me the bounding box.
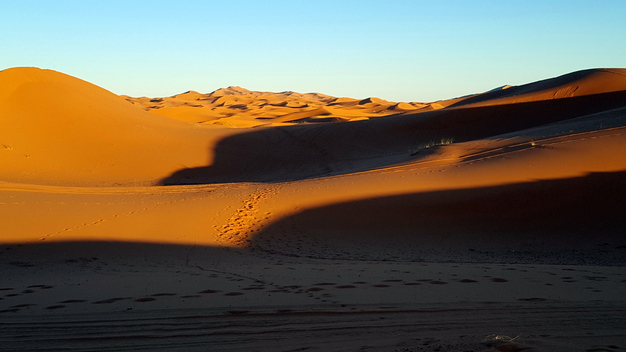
[247,170,626,265]
[159,90,626,185]
[6,171,623,265]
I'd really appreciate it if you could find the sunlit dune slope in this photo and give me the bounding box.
[124,86,427,126]
[444,68,626,108]
[0,67,239,186]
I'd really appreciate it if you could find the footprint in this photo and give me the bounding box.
[59,299,87,303]
[92,299,115,304]
[45,305,66,310]
[585,276,607,281]
[27,285,54,289]
[135,297,157,302]
[224,292,244,296]
[269,289,290,293]
[150,293,176,297]
[0,308,20,313]
[336,285,356,289]
[306,287,325,292]
[199,289,221,294]
[586,347,621,352]
[490,278,508,283]
[92,297,130,304]
[372,284,390,288]
[227,310,250,315]
[518,297,547,302]
[11,304,36,308]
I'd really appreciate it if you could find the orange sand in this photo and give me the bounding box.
[1,67,625,351]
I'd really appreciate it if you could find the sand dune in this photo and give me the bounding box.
[1,67,626,351]
[124,85,424,126]
[447,68,626,108]
[0,67,241,186]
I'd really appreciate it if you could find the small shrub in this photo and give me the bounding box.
[410,137,454,156]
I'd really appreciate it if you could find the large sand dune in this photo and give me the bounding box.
[1,67,625,351]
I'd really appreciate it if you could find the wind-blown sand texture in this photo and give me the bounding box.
[1,67,626,351]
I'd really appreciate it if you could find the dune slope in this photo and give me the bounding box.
[0,67,235,186]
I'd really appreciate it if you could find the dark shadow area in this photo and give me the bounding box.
[159,90,626,185]
[0,173,624,266]
[0,240,248,265]
[484,104,626,141]
[249,170,626,265]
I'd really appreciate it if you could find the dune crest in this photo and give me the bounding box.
[124,85,427,125]
[447,68,626,108]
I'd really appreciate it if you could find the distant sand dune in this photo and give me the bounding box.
[446,68,626,108]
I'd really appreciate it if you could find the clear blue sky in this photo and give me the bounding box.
[2,0,625,102]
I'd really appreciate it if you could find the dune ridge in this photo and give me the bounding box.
[123,85,428,126]
[446,68,626,108]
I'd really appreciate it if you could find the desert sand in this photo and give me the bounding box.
[1,67,626,351]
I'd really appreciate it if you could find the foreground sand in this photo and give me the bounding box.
[1,67,626,351]
[2,241,625,352]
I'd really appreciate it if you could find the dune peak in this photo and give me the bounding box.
[211,86,252,96]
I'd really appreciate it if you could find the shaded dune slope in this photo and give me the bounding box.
[161,88,626,184]
[250,170,626,264]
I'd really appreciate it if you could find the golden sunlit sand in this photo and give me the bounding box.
[1,67,626,351]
